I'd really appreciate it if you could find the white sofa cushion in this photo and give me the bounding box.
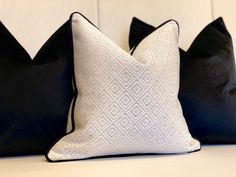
[1,145,236,177]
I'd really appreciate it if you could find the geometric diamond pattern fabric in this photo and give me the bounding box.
[47,13,200,161]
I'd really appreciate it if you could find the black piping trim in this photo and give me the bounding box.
[45,13,77,162]
[45,13,201,162]
[70,12,100,30]
[47,145,202,163]
[131,19,180,55]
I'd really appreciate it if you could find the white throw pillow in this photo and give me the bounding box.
[46,13,200,161]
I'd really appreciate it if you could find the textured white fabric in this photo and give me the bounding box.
[47,13,200,161]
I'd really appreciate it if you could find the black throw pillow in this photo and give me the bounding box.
[0,19,74,156]
[129,17,236,144]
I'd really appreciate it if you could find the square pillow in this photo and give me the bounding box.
[0,19,74,156]
[46,13,200,162]
[129,17,236,144]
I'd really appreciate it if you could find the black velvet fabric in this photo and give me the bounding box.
[129,17,236,144]
[0,20,74,156]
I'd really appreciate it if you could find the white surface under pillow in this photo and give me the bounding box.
[47,13,200,161]
[2,146,236,177]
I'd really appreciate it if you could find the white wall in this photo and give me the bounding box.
[0,0,98,58]
[0,0,236,56]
